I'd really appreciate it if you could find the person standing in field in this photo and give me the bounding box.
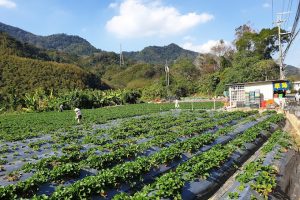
[175,99,180,109]
[74,108,82,124]
[295,91,300,104]
[59,104,64,112]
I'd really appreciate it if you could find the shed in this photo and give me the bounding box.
[227,80,290,108]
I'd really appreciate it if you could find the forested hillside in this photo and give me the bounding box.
[0,32,104,109]
[0,55,102,97]
[0,22,99,56]
[0,21,295,111]
[102,63,163,89]
[285,65,300,80]
[195,26,289,95]
[123,43,198,64]
[0,32,51,61]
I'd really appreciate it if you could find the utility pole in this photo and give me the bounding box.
[277,18,284,80]
[275,12,290,80]
[120,44,124,67]
[165,60,170,101]
[165,60,170,86]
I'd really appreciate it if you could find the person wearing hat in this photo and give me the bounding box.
[74,108,82,124]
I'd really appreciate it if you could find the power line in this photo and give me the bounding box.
[283,28,300,59]
[283,0,300,59]
[284,0,293,30]
[282,0,286,14]
[291,0,300,35]
[272,0,274,27]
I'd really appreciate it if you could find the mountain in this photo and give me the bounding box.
[0,22,99,56]
[0,32,51,60]
[0,22,201,91]
[123,43,198,64]
[0,22,199,64]
[285,65,300,80]
[0,31,83,65]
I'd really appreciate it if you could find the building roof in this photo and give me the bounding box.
[226,80,289,86]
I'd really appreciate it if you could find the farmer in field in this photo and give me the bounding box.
[59,104,64,112]
[74,108,82,124]
[295,91,300,104]
[175,99,180,109]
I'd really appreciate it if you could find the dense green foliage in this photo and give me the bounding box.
[102,63,163,89]
[0,22,99,56]
[1,21,297,110]
[20,89,142,112]
[196,25,290,95]
[0,55,102,109]
[0,32,51,60]
[123,43,198,64]
[235,27,288,59]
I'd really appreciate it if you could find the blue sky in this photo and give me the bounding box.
[0,0,299,66]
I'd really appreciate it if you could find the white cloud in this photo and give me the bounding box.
[109,2,119,9]
[181,40,231,54]
[106,0,214,38]
[262,3,270,8]
[183,35,196,41]
[0,0,16,8]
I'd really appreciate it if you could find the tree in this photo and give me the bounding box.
[171,58,200,81]
[234,23,255,41]
[252,60,279,81]
[235,25,290,59]
[211,39,234,70]
[211,40,228,57]
[195,54,218,74]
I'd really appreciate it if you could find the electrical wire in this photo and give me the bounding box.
[282,0,286,14]
[283,0,300,60]
[291,0,300,35]
[272,0,274,27]
[283,29,299,59]
[284,0,293,30]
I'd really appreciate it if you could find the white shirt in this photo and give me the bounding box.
[295,93,300,102]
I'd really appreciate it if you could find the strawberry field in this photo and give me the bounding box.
[0,102,292,200]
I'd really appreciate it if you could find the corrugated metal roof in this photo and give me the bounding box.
[226,80,289,86]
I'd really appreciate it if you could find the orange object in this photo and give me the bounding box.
[261,101,266,108]
[267,99,274,105]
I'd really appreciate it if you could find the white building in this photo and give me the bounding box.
[293,81,300,92]
[227,80,290,108]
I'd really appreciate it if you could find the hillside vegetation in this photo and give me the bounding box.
[0,55,101,98]
[123,43,198,64]
[285,65,300,80]
[0,32,51,60]
[1,21,299,111]
[0,32,105,110]
[0,22,99,56]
